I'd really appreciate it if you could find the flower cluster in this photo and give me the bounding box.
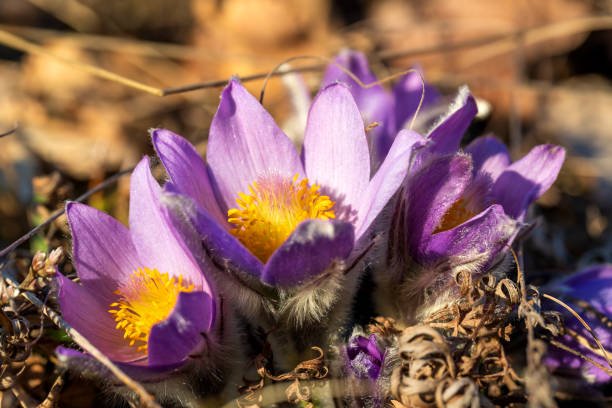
[52,49,601,404]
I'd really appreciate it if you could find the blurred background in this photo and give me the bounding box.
[0,0,611,284]
[0,1,611,406]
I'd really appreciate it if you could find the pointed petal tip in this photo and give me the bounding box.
[540,143,566,159]
[133,155,151,174]
[64,200,79,218]
[318,80,353,95]
[149,127,166,143]
[223,76,243,94]
[216,77,245,116]
[150,128,181,148]
[491,143,566,219]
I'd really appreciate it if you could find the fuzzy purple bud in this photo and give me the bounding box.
[346,334,385,380]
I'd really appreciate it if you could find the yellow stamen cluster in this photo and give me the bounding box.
[434,198,477,233]
[108,267,194,353]
[227,174,336,262]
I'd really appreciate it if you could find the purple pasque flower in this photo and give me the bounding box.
[402,136,565,276]
[322,50,441,167]
[346,334,385,380]
[55,157,216,379]
[544,264,612,384]
[151,78,423,288]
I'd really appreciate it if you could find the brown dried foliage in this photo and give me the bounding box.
[237,346,328,408]
[0,250,63,406]
[389,269,565,407]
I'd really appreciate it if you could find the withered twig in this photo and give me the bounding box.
[2,270,160,408]
[2,17,612,96]
[512,249,556,408]
[0,125,17,138]
[0,167,133,259]
[548,340,612,375]
[38,373,65,408]
[0,30,163,96]
[542,293,612,370]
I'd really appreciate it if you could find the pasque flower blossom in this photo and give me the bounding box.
[152,78,422,288]
[401,136,566,277]
[544,264,612,384]
[55,157,216,378]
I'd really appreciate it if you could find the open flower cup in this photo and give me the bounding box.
[152,79,422,307]
[402,137,566,278]
[55,157,218,381]
[387,132,565,314]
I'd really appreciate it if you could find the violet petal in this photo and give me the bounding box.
[427,87,477,155]
[557,265,612,315]
[262,219,355,287]
[303,82,370,212]
[464,135,511,181]
[347,334,384,380]
[404,154,472,261]
[393,68,440,132]
[545,265,612,383]
[322,50,392,131]
[56,347,183,382]
[192,206,264,279]
[425,204,518,269]
[491,144,565,219]
[148,291,214,367]
[151,128,226,225]
[207,78,304,209]
[66,201,141,302]
[129,157,210,290]
[55,273,143,363]
[356,129,427,238]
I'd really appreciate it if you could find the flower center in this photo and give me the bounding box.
[108,267,194,353]
[434,198,477,233]
[227,174,336,262]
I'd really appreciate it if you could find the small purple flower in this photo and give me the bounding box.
[544,264,612,384]
[322,50,441,167]
[55,157,216,379]
[401,137,565,274]
[346,334,385,380]
[152,78,423,288]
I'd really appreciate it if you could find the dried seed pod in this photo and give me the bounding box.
[391,326,456,407]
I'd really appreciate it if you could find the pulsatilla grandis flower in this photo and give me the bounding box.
[377,96,565,316]
[402,137,565,278]
[55,157,216,379]
[544,265,612,384]
[322,50,441,167]
[151,79,422,289]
